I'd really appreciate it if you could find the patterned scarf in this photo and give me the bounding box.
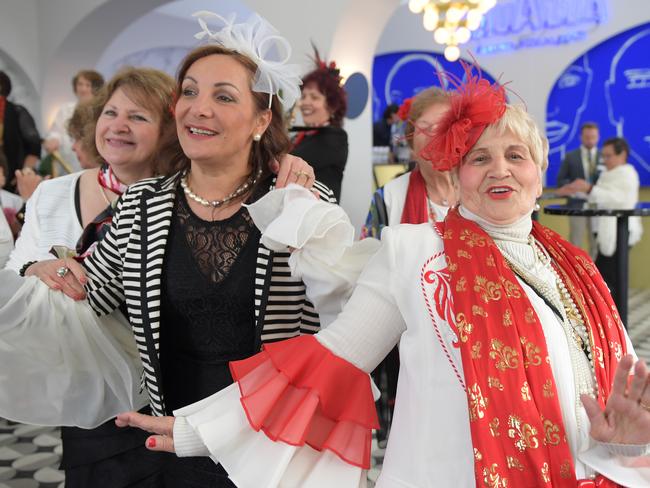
[439,208,626,487]
[75,164,128,259]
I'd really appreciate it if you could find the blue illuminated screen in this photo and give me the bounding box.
[546,22,650,186]
[372,51,498,123]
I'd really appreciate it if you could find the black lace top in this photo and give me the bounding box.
[160,187,261,412]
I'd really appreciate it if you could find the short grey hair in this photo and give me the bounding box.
[484,104,549,171]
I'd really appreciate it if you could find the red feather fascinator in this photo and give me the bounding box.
[397,97,413,122]
[420,62,506,171]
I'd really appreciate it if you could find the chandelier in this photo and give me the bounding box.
[408,0,497,61]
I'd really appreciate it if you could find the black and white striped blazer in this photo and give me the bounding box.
[84,172,336,416]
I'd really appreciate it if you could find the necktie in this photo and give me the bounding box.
[587,150,596,181]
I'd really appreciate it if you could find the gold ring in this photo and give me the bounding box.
[293,170,310,179]
[640,401,650,413]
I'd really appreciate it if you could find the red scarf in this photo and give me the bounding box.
[439,208,626,487]
[97,163,128,195]
[400,168,428,224]
[290,129,318,151]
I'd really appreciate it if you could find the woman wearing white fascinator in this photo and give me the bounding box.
[0,10,368,487]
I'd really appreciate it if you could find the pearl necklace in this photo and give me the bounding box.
[180,167,263,208]
[502,236,598,436]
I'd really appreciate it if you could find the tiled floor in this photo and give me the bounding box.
[2,289,650,487]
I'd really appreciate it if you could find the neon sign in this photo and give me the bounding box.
[470,0,608,54]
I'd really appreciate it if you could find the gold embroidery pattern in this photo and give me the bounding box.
[443,229,453,240]
[521,381,531,401]
[542,379,555,398]
[456,312,474,343]
[474,448,483,461]
[541,417,560,446]
[524,307,536,323]
[489,339,519,371]
[507,415,539,452]
[520,337,542,368]
[610,340,623,361]
[560,461,572,479]
[575,255,597,276]
[593,346,605,370]
[456,276,468,292]
[472,305,488,317]
[458,249,472,259]
[475,276,503,303]
[489,417,500,437]
[506,456,524,471]
[468,383,489,421]
[488,376,504,391]
[471,341,482,359]
[503,309,513,327]
[446,256,458,273]
[486,255,496,267]
[499,277,522,298]
[460,229,487,248]
[482,463,508,488]
[541,462,550,483]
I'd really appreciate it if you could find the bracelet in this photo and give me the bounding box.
[19,260,38,277]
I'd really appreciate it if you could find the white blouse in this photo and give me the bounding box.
[5,172,83,272]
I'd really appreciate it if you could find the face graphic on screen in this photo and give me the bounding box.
[546,57,593,150]
[606,28,650,173]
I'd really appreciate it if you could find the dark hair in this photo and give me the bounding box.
[302,69,347,127]
[0,150,8,176]
[581,121,599,132]
[0,71,12,97]
[72,70,105,95]
[88,67,179,174]
[602,136,629,158]
[383,104,399,121]
[166,44,290,186]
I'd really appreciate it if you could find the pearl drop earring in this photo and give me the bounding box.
[253,134,262,142]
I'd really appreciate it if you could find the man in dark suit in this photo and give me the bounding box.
[556,122,601,255]
[373,104,399,147]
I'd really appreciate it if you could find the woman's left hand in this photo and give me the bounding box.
[116,411,176,453]
[582,355,650,446]
[271,154,315,190]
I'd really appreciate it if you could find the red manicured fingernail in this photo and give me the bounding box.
[147,437,156,448]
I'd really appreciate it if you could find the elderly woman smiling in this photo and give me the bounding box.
[119,73,650,488]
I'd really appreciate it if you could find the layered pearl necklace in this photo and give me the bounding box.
[180,167,263,208]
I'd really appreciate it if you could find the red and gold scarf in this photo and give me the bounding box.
[440,208,626,487]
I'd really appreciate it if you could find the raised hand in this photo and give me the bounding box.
[582,355,650,447]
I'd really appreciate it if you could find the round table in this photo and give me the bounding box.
[544,203,650,327]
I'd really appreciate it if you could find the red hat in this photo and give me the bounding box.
[420,62,506,171]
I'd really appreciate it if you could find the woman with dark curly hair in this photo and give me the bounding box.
[290,48,348,200]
